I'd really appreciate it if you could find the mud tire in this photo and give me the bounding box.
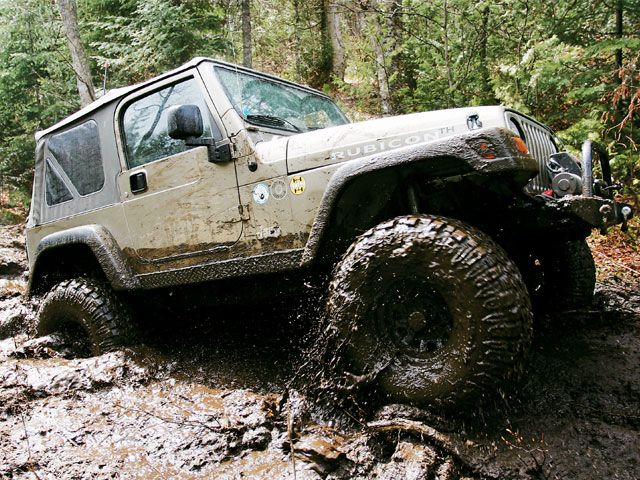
[519,239,596,313]
[326,215,533,409]
[37,278,134,356]
[540,240,596,311]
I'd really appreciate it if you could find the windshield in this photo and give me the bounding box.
[213,65,348,133]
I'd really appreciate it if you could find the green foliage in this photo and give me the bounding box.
[87,0,227,84]
[0,187,30,225]
[0,0,77,206]
[248,3,299,77]
[0,0,229,223]
[288,0,333,88]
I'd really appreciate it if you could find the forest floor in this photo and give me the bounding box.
[0,221,639,480]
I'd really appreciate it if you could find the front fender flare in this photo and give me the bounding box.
[300,128,536,265]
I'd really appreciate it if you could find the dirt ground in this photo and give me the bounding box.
[1,224,639,480]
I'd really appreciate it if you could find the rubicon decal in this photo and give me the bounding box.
[328,126,456,162]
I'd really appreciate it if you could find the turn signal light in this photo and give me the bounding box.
[477,141,497,159]
[513,136,529,155]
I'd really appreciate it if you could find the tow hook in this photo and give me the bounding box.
[599,204,613,234]
[581,140,614,199]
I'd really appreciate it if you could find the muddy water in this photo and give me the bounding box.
[0,334,471,479]
[1,225,639,479]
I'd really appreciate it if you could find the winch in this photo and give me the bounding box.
[547,152,583,197]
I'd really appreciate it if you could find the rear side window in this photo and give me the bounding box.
[45,160,73,206]
[122,78,216,168]
[48,120,104,196]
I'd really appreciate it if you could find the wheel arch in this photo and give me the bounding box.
[300,128,538,267]
[300,146,475,266]
[324,214,533,408]
[28,225,140,296]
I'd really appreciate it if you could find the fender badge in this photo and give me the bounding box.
[271,179,287,200]
[252,183,270,205]
[290,176,306,195]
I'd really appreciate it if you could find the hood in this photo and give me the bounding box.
[285,106,508,174]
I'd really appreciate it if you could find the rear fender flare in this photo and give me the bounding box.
[28,225,139,294]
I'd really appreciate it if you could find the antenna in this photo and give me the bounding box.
[226,15,245,117]
[102,61,109,96]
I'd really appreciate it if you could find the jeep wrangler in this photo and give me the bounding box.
[26,58,633,408]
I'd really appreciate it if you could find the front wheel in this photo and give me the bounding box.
[326,215,533,409]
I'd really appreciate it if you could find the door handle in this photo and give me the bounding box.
[129,171,148,193]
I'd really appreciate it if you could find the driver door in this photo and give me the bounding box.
[117,73,243,273]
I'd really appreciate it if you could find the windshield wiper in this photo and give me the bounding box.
[245,114,302,132]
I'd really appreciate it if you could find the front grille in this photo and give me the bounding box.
[505,112,558,193]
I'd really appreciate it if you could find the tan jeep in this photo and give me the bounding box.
[26,58,632,408]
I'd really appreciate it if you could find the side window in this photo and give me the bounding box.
[47,120,104,196]
[122,78,220,168]
[45,160,73,206]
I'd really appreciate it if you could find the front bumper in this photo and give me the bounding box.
[548,195,634,232]
[535,140,634,232]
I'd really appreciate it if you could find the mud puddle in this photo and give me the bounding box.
[0,335,477,479]
[1,225,639,479]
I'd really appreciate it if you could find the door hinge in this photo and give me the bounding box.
[238,204,251,221]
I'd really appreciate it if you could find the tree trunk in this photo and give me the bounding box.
[615,0,623,83]
[478,6,496,103]
[241,0,252,68]
[382,0,401,74]
[372,31,391,114]
[293,0,302,80]
[443,0,454,101]
[315,0,333,87]
[383,0,403,111]
[58,0,95,107]
[325,0,345,80]
[363,1,391,115]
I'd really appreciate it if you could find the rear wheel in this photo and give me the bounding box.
[37,278,135,357]
[326,215,533,408]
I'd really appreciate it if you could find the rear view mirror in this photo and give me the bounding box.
[167,104,204,140]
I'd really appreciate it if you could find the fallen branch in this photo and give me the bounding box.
[501,429,550,480]
[287,393,297,480]
[113,402,224,433]
[367,418,500,480]
[19,411,43,479]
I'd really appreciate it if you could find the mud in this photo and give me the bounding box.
[1,225,639,479]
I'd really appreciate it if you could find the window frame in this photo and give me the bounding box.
[213,64,349,134]
[115,69,225,172]
[44,157,74,207]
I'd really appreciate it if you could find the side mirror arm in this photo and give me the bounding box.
[185,137,232,163]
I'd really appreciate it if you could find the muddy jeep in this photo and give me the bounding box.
[26,58,633,408]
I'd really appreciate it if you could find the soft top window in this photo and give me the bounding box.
[45,160,73,206]
[48,120,104,196]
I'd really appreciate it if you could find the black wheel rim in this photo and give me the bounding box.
[375,279,453,359]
